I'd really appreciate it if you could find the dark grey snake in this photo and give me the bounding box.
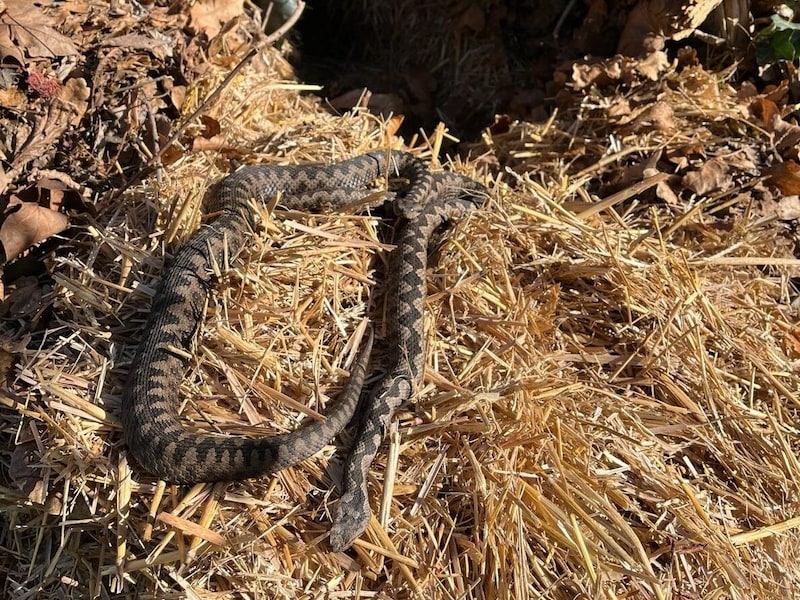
[121,151,485,550]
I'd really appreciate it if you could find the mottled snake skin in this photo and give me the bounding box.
[121,150,486,550]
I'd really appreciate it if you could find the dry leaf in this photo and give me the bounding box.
[570,54,669,90]
[0,196,69,263]
[747,95,800,159]
[656,179,680,205]
[0,86,24,108]
[168,82,186,111]
[329,88,372,111]
[7,402,52,507]
[30,173,90,213]
[572,61,617,90]
[0,0,78,62]
[608,97,632,118]
[11,99,71,170]
[724,148,758,174]
[667,144,707,171]
[189,0,245,38]
[191,135,228,153]
[364,93,405,119]
[402,67,437,105]
[329,88,405,120]
[57,77,89,125]
[618,0,724,55]
[633,101,676,132]
[773,120,800,159]
[774,196,800,220]
[765,161,800,196]
[681,158,730,195]
[100,33,174,60]
[636,50,670,80]
[159,137,185,165]
[749,97,781,129]
[786,328,800,357]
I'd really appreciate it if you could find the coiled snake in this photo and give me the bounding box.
[121,151,485,550]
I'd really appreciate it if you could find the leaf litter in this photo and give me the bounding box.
[0,1,800,599]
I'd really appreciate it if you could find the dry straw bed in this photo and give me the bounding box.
[2,44,800,600]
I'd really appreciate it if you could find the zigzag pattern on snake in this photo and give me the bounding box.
[121,150,486,550]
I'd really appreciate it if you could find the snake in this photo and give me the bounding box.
[121,150,486,550]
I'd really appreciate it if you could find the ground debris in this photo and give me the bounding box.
[2,2,800,599]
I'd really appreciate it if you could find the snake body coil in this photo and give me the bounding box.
[121,151,485,549]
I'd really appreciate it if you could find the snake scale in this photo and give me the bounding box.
[121,150,486,550]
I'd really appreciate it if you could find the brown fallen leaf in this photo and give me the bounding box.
[571,60,622,90]
[618,0,723,56]
[747,96,800,159]
[1,333,49,501]
[725,148,758,174]
[159,135,185,165]
[749,97,781,130]
[0,196,69,263]
[655,179,680,205]
[666,143,707,171]
[681,157,730,196]
[773,196,800,220]
[57,77,89,125]
[329,88,371,111]
[570,53,670,90]
[363,93,405,119]
[608,97,631,119]
[100,33,174,61]
[167,81,186,111]
[0,85,23,108]
[402,67,437,106]
[189,0,245,39]
[190,115,225,152]
[191,135,229,153]
[772,120,800,160]
[785,327,800,357]
[636,50,670,81]
[632,101,676,133]
[765,161,800,196]
[200,115,221,138]
[0,0,78,62]
[11,97,72,170]
[23,173,92,214]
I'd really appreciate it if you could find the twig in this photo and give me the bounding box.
[110,0,306,201]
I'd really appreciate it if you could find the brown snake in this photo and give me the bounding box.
[121,151,486,550]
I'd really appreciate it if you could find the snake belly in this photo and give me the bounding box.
[121,151,485,548]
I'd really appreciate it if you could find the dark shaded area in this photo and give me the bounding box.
[288,1,789,144]
[290,0,590,140]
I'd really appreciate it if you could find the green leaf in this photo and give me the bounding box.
[770,29,800,60]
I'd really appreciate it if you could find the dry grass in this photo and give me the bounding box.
[2,41,800,600]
